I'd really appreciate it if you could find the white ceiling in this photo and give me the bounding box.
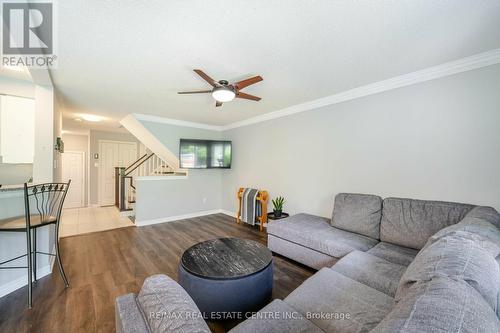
[53,1,500,131]
[0,67,32,83]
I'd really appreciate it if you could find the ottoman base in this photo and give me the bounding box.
[178,261,273,319]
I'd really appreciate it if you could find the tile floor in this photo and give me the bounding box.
[60,206,134,237]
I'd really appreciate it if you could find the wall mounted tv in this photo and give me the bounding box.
[179,139,232,169]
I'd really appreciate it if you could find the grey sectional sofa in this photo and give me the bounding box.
[116,193,500,332]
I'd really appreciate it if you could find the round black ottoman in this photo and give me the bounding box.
[178,238,273,319]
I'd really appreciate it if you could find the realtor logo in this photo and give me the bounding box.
[1,1,57,68]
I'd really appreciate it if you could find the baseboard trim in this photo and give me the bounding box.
[0,245,56,298]
[0,265,52,298]
[136,209,226,227]
[219,210,237,218]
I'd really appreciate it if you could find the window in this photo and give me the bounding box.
[0,95,35,164]
[180,139,231,169]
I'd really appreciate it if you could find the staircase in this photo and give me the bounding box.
[115,151,186,217]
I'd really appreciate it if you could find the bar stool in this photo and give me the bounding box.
[0,181,71,308]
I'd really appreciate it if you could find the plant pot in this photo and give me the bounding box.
[273,210,282,218]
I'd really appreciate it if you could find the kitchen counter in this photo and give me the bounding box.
[0,184,25,192]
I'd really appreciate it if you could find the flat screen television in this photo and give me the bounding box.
[179,139,232,169]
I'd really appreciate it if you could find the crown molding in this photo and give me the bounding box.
[132,48,500,132]
[223,48,500,130]
[133,113,223,131]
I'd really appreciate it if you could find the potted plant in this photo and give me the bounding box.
[272,196,285,218]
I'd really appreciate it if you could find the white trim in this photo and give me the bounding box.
[133,113,222,131]
[224,48,500,130]
[135,175,188,181]
[135,209,224,227]
[0,265,52,298]
[220,209,237,218]
[126,48,500,131]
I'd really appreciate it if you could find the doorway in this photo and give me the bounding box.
[98,140,137,206]
[61,151,85,208]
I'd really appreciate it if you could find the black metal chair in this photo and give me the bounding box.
[0,181,71,308]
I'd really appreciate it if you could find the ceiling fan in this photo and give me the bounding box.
[178,69,263,107]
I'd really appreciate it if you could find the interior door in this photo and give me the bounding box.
[99,141,137,206]
[62,151,85,208]
[119,143,138,169]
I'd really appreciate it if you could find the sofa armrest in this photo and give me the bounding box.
[137,274,211,333]
[463,206,500,228]
[115,293,150,333]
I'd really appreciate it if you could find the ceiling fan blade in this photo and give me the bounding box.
[194,69,217,87]
[236,92,261,101]
[234,75,263,90]
[177,90,212,94]
[216,101,223,107]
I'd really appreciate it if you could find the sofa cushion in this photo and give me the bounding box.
[332,193,382,239]
[331,251,406,297]
[497,255,500,318]
[372,277,500,333]
[380,197,474,249]
[267,213,378,258]
[115,293,151,333]
[396,235,500,310]
[424,208,500,256]
[229,299,323,333]
[137,274,211,333]
[285,268,394,333]
[268,234,338,270]
[465,205,500,228]
[367,242,418,266]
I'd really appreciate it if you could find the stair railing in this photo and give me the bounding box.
[116,152,176,212]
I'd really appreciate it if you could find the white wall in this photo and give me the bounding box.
[0,78,36,185]
[53,96,63,182]
[131,64,500,223]
[221,64,500,216]
[135,173,222,224]
[133,121,223,224]
[0,96,35,164]
[33,85,55,183]
[0,77,34,98]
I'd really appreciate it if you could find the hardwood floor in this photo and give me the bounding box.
[0,214,315,333]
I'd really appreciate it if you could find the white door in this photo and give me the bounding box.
[62,151,85,208]
[99,141,137,206]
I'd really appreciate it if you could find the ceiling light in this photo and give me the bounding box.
[212,86,235,102]
[81,114,103,122]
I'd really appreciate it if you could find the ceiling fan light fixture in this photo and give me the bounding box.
[81,114,104,122]
[212,86,235,102]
